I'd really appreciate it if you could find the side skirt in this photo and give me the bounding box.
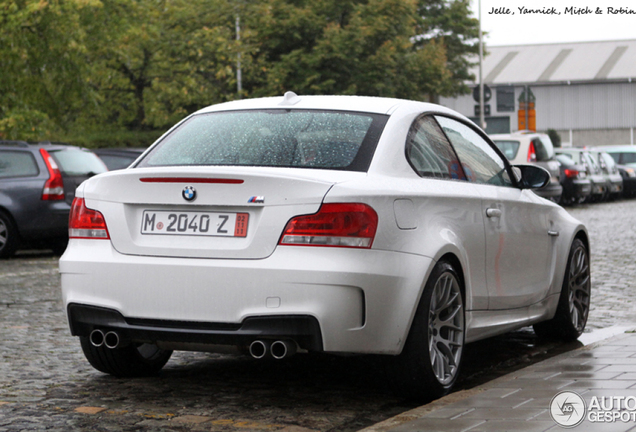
[465,293,560,344]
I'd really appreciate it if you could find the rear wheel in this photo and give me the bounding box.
[80,337,172,377]
[0,212,18,258]
[534,238,590,341]
[389,261,465,401]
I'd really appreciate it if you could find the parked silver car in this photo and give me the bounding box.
[589,149,624,199]
[490,131,562,202]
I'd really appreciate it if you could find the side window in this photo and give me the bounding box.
[434,116,513,187]
[0,151,39,179]
[405,115,466,180]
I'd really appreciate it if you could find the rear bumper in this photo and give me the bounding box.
[60,240,433,355]
[561,179,592,201]
[67,304,323,351]
[535,182,563,200]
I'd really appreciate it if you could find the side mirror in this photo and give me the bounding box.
[513,164,551,189]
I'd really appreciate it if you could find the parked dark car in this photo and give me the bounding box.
[0,141,107,257]
[555,148,607,202]
[93,148,145,171]
[555,154,591,205]
[618,164,636,198]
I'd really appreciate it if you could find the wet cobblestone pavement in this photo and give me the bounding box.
[1,199,635,431]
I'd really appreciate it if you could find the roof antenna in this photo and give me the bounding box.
[279,91,301,106]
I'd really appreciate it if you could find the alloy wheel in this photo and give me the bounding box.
[428,272,464,385]
[568,244,591,332]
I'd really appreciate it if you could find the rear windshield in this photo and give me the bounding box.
[492,140,520,160]
[620,152,636,164]
[51,149,108,176]
[533,136,554,161]
[137,110,388,171]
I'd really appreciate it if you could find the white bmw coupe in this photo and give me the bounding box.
[60,93,590,400]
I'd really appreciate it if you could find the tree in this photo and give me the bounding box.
[244,0,452,100]
[80,0,238,131]
[415,0,481,100]
[0,0,99,139]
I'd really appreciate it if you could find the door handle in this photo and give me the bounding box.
[548,230,559,237]
[486,208,502,218]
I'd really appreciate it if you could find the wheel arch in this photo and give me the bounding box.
[437,252,467,303]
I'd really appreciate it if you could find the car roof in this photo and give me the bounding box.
[93,148,145,155]
[592,145,636,152]
[489,131,548,141]
[194,92,460,117]
[556,147,587,152]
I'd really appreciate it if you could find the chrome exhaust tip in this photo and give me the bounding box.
[89,329,105,347]
[271,340,297,360]
[104,331,120,349]
[249,340,271,359]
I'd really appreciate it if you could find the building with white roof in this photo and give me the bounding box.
[439,39,636,147]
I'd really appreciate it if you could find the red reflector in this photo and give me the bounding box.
[69,198,110,239]
[140,177,244,184]
[279,203,378,248]
[564,168,579,179]
[39,149,65,201]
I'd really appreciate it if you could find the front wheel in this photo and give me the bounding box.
[388,261,465,401]
[534,238,591,341]
[80,337,172,377]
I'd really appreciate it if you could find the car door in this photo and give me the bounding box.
[434,116,557,310]
[403,115,489,310]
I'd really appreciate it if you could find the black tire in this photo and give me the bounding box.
[534,238,591,341]
[388,261,465,402]
[0,212,18,258]
[80,337,172,377]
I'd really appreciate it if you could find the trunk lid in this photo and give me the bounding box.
[81,167,363,259]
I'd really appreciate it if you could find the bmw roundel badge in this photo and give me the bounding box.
[182,186,197,202]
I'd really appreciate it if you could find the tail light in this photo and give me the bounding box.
[69,198,110,239]
[279,203,378,248]
[39,149,65,200]
[527,142,537,162]
[563,168,579,179]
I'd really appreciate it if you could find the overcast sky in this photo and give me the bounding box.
[470,1,636,46]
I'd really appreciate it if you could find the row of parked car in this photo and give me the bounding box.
[0,140,144,258]
[1,134,635,258]
[489,131,636,205]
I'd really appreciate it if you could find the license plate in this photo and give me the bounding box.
[141,210,248,237]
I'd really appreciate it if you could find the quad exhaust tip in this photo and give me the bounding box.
[89,329,121,349]
[89,329,105,347]
[249,340,297,360]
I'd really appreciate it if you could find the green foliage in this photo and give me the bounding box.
[416,0,481,97]
[0,0,100,138]
[0,0,480,147]
[245,0,456,100]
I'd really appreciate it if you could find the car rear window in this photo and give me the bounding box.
[492,140,520,160]
[50,149,108,176]
[0,151,39,178]
[138,110,388,171]
[533,136,555,161]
